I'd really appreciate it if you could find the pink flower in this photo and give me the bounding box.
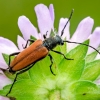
[0,96,10,100]
[0,3,100,99]
[18,4,100,55]
[67,17,100,54]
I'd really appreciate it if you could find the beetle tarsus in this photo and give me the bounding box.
[6,73,18,96]
[9,52,20,67]
[6,63,36,96]
[48,54,56,76]
[51,49,74,60]
[24,39,35,49]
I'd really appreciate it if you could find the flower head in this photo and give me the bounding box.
[0,3,100,100]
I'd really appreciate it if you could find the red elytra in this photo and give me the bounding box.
[10,39,48,71]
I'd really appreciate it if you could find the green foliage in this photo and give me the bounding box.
[0,41,100,100]
[81,60,100,81]
[2,53,9,65]
[85,51,98,63]
[30,35,37,41]
[69,81,100,100]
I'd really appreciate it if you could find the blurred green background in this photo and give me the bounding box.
[0,0,100,44]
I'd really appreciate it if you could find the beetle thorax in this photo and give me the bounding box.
[43,35,64,50]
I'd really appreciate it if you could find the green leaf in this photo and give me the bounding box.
[58,40,88,81]
[50,29,56,37]
[29,56,56,84]
[69,81,100,100]
[1,53,15,80]
[2,53,9,65]
[81,59,100,81]
[1,40,100,100]
[30,35,37,41]
[2,53,15,65]
[17,71,30,80]
[85,51,97,64]
[0,79,39,100]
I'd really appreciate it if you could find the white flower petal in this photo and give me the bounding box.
[18,16,39,40]
[88,27,100,54]
[49,4,55,24]
[0,37,18,54]
[0,96,10,100]
[35,4,54,38]
[0,74,12,89]
[0,61,8,69]
[58,18,70,40]
[68,17,94,51]
[0,52,8,69]
[71,17,94,42]
[0,70,3,74]
[0,37,18,69]
[17,35,26,51]
[95,79,100,85]
[95,53,100,60]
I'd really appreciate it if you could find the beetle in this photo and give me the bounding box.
[3,9,100,96]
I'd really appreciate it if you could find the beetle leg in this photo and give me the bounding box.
[8,52,20,68]
[48,54,56,75]
[43,31,48,39]
[51,49,74,60]
[23,39,35,49]
[6,63,35,96]
[6,72,18,96]
[43,35,46,39]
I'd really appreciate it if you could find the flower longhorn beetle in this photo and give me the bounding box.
[3,9,100,97]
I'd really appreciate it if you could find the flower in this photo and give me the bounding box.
[67,17,100,54]
[0,3,100,100]
[0,96,10,100]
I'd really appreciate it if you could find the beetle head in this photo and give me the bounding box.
[55,35,64,45]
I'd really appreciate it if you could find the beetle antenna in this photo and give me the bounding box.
[61,9,74,37]
[63,40,100,54]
